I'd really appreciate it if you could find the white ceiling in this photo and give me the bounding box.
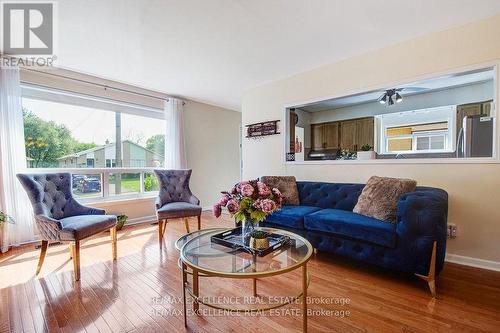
[55,0,500,111]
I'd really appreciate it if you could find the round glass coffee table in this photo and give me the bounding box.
[176,227,313,332]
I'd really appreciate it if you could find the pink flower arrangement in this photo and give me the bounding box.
[218,194,230,207]
[240,183,254,197]
[259,199,276,213]
[226,199,240,214]
[257,181,271,197]
[213,204,222,218]
[213,179,283,224]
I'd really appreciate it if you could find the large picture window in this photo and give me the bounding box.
[21,85,165,200]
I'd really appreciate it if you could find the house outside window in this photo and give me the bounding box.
[105,159,116,168]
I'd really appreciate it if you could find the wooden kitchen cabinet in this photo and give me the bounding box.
[482,101,493,116]
[311,123,325,149]
[324,122,340,149]
[340,120,357,151]
[311,117,374,152]
[356,117,374,150]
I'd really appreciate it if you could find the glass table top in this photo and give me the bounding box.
[178,228,313,277]
[175,228,228,251]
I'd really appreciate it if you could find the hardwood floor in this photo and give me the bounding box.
[1,212,499,333]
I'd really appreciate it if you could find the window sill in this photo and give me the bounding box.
[284,157,500,165]
[378,150,455,155]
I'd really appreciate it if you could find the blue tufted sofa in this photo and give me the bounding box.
[263,181,448,286]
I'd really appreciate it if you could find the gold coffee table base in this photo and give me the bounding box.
[178,228,313,332]
[183,270,311,313]
[181,260,311,332]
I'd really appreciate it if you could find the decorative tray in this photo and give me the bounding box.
[210,227,290,257]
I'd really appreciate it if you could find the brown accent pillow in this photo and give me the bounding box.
[260,176,300,205]
[353,176,417,223]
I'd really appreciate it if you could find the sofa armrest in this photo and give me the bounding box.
[396,188,448,275]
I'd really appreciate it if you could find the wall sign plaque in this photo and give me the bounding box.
[245,120,280,138]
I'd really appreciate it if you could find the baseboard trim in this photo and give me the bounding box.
[445,253,500,272]
[124,211,220,227]
[125,215,157,226]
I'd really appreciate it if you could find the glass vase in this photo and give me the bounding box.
[241,219,258,246]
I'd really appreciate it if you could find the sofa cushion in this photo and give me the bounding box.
[265,205,322,229]
[260,176,300,205]
[296,182,364,210]
[304,209,397,248]
[353,176,416,223]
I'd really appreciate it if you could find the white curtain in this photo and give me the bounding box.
[164,98,187,169]
[0,65,35,252]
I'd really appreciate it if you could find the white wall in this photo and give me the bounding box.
[310,80,494,123]
[184,100,242,208]
[94,100,242,220]
[242,14,500,263]
[96,198,156,222]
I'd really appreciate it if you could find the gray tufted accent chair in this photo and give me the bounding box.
[154,169,202,245]
[17,173,118,281]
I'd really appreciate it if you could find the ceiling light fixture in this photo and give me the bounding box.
[378,93,387,104]
[395,92,403,103]
[378,89,403,106]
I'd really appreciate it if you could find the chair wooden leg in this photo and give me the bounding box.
[36,240,48,275]
[184,218,190,234]
[158,219,164,245]
[197,215,201,231]
[162,219,167,238]
[110,226,117,260]
[69,243,74,259]
[73,240,81,281]
[415,241,437,297]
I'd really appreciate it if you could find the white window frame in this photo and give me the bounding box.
[378,105,456,155]
[385,129,450,154]
[28,167,159,204]
[20,84,165,203]
[414,131,448,152]
[105,158,117,168]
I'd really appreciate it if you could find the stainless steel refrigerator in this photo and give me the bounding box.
[456,115,494,157]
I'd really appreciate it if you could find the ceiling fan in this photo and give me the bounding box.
[378,87,427,106]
